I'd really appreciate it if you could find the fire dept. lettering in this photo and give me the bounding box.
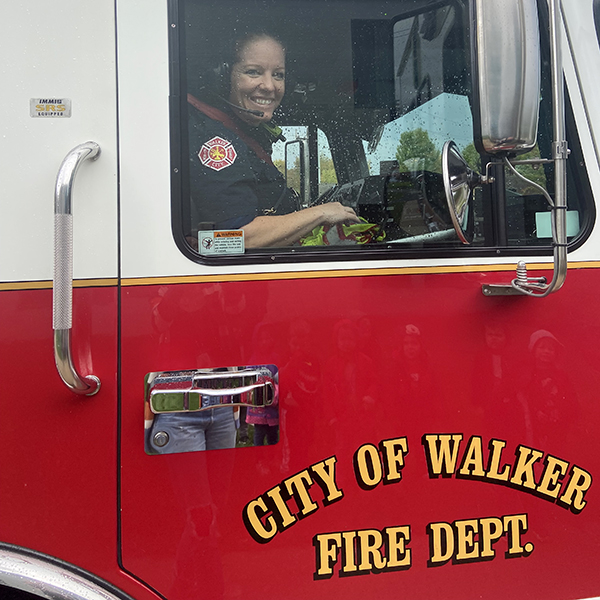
[353,437,409,490]
[242,456,343,543]
[421,434,592,514]
[427,514,532,566]
[242,433,593,579]
[313,526,411,579]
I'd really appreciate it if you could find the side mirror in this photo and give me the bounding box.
[472,0,541,155]
[445,0,568,297]
[441,141,480,245]
[442,0,541,245]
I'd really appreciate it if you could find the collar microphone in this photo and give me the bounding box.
[224,98,264,118]
[204,89,266,118]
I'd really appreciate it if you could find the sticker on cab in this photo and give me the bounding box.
[30,98,72,118]
[198,136,237,171]
[199,230,244,255]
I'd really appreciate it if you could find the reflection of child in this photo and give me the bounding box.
[520,330,577,448]
[246,402,279,445]
[247,324,280,446]
[470,322,521,437]
[395,324,432,403]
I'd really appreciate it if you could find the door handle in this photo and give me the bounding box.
[148,367,277,414]
[53,142,101,396]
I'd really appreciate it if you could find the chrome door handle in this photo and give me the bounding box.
[148,367,277,414]
[53,142,101,396]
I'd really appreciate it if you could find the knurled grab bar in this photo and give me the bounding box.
[53,142,101,395]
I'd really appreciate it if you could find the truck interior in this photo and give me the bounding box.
[172,0,593,259]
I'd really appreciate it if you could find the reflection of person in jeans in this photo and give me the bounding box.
[149,398,236,454]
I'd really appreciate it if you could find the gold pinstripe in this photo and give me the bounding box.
[0,278,118,291]
[1,261,598,291]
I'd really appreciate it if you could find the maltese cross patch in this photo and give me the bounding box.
[198,136,237,171]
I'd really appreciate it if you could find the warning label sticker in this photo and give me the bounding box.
[199,230,245,255]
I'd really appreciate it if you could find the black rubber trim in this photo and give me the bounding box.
[594,0,600,48]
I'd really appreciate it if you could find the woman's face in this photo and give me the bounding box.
[229,36,285,125]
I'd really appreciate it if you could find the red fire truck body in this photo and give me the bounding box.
[2,1,600,599]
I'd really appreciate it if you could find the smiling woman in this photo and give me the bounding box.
[229,34,286,125]
[186,30,359,249]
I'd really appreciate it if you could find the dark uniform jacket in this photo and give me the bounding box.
[188,95,298,232]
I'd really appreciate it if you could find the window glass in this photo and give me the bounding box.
[272,127,337,202]
[318,130,338,194]
[274,126,305,198]
[172,0,591,260]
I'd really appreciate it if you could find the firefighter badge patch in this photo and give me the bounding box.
[198,136,237,171]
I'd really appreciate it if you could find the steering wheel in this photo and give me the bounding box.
[310,184,340,206]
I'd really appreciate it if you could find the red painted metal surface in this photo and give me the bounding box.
[119,267,600,599]
[0,286,159,600]
[2,270,598,599]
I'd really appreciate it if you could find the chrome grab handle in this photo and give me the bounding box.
[53,142,101,396]
[192,381,275,397]
[149,368,277,414]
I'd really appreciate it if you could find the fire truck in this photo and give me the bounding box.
[2,0,600,598]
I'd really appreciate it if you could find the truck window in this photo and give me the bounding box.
[170,0,592,262]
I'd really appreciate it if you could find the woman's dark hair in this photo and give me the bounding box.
[198,30,285,97]
[228,30,285,64]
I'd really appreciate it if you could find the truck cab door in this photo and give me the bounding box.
[117,1,600,600]
[0,0,124,587]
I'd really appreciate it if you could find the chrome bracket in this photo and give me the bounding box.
[482,261,550,296]
[554,140,570,160]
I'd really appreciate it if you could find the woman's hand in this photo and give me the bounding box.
[318,202,361,226]
[243,202,361,247]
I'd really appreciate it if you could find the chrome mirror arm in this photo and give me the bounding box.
[482,0,569,298]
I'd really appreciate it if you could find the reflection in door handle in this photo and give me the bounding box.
[53,142,101,396]
[148,367,277,414]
